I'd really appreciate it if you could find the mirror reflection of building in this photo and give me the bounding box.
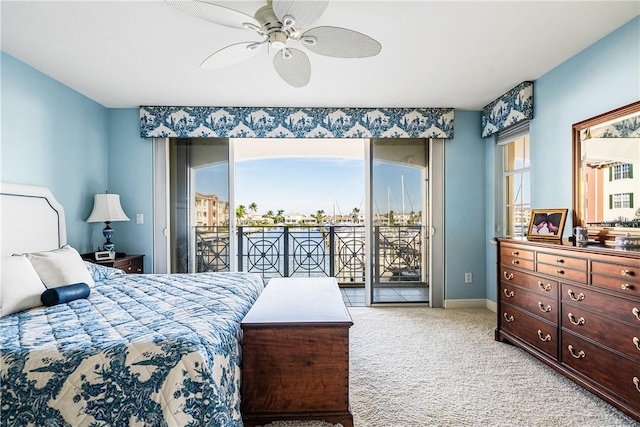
[574,102,640,235]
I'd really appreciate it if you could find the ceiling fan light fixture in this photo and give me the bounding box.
[269,31,287,50]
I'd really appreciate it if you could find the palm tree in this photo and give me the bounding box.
[247,202,258,225]
[351,207,360,223]
[236,205,246,225]
[315,209,325,224]
[275,209,285,224]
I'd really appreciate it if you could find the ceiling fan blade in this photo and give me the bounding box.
[273,48,311,88]
[272,0,329,28]
[301,26,382,58]
[201,42,262,70]
[166,0,260,30]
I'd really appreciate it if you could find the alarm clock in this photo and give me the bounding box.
[95,250,115,261]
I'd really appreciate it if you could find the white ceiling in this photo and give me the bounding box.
[2,1,638,110]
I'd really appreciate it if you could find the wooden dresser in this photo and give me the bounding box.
[495,238,640,421]
[241,277,353,427]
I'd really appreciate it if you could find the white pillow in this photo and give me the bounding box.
[1,255,47,317]
[25,245,95,289]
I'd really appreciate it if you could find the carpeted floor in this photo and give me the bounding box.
[262,307,638,427]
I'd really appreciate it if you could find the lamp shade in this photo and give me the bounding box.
[86,194,130,223]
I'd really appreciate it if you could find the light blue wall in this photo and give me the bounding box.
[106,109,154,273]
[531,16,640,216]
[1,52,108,253]
[445,110,487,300]
[484,16,640,303]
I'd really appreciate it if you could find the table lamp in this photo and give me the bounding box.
[86,193,130,254]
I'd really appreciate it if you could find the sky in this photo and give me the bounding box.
[194,139,424,216]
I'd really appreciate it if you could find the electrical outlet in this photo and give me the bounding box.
[136,213,144,224]
[465,272,472,283]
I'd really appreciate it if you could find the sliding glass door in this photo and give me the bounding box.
[168,138,230,273]
[155,137,441,306]
[369,139,429,304]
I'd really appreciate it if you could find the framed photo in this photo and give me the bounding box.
[526,209,568,239]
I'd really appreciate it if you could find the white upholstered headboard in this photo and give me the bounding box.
[0,182,67,257]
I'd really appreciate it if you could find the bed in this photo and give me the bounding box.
[0,182,265,427]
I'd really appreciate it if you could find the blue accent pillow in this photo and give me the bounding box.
[41,283,91,307]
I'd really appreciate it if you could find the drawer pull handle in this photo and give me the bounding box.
[537,330,552,342]
[621,284,633,290]
[634,308,640,321]
[503,289,514,298]
[538,302,552,313]
[635,377,640,393]
[568,345,585,359]
[538,281,552,291]
[555,269,564,275]
[512,251,519,256]
[634,337,640,351]
[556,259,564,264]
[568,313,585,326]
[511,260,519,265]
[567,289,585,301]
[503,313,514,323]
[503,271,514,280]
[622,269,631,276]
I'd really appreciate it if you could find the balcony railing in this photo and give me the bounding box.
[193,225,425,286]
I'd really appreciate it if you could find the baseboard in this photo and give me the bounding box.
[444,299,497,312]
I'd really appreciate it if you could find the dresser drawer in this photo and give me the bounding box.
[592,260,640,281]
[537,252,587,271]
[562,331,640,409]
[501,255,534,271]
[592,261,640,296]
[501,283,557,324]
[501,303,557,359]
[500,245,534,261]
[561,283,640,326]
[561,304,640,362]
[113,256,144,274]
[501,267,558,296]
[537,262,587,284]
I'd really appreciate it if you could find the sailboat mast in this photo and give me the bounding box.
[401,174,405,225]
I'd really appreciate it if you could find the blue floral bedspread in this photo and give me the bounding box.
[1,270,264,427]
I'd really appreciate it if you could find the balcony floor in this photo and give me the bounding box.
[340,286,429,307]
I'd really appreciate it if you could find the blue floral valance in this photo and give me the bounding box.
[481,81,534,138]
[140,106,454,139]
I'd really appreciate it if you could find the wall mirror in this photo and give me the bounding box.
[573,100,640,244]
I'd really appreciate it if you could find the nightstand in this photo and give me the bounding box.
[82,254,144,274]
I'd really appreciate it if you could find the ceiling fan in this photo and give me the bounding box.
[166,0,382,87]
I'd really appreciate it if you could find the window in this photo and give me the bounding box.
[611,193,634,209]
[612,163,633,180]
[498,124,530,237]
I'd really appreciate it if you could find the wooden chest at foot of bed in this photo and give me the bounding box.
[241,277,353,427]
